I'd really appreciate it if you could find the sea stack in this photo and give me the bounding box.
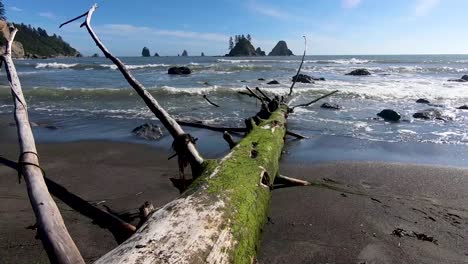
[228,38,257,56]
[181,50,188,56]
[268,41,293,56]
[142,47,150,57]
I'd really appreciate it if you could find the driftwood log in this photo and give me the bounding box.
[1,23,85,264]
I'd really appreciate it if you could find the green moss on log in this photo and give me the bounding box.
[191,104,288,263]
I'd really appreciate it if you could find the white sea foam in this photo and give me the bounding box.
[35,62,78,69]
[100,64,170,70]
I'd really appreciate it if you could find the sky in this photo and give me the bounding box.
[4,0,468,56]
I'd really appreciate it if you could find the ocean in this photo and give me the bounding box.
[1,55,468,165]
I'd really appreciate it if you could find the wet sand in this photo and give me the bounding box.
[0,118,467,263]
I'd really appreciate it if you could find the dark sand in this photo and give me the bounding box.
[1,119,467,263]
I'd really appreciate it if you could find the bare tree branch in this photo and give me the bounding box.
[288,36,307,97]
[255,87,272,102]
[246,86,265,104]
[223,131,237,149]
[61,4,204,173]
[274,175,311,187]
[1,24,85,264]
[176,119,306,139]
[202,94,220,107]
[292,90,339,110]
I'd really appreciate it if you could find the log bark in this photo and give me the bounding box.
[2,25,85,264]
[95,102,288,264]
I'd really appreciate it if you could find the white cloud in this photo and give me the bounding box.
[39,12,56,20]
[414,0,440,17]
[342,0,362,9]
[10,6,22,12]
[247,0,291,19]
[97,24,228,42]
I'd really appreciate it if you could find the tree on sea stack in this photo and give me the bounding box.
[141,46,150,57]
[181,49,188,56]
[0,6,339,264]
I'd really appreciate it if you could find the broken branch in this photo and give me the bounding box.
[292,90,339,110]
[255,87,272,102]
[288,36,307,96]
[223,131,237,149]
[246,86,265,104]
[274,174,311,187]
[202,94,220,107]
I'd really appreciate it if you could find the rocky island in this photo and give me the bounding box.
[268,40,294,56]
[226,34,266,57]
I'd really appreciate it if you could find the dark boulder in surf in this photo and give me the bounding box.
[291,73,325,83]
[457,105,468,110]
[132,123,163,140]
[377,109,401,122]
[413,108,448,120]
[321,103,341,110]
[267,80,280,85]
[346,68,371,76]
[416,98,430,104]
[292,74,313,83]
[448,75,468,82]
[168,66,191,75]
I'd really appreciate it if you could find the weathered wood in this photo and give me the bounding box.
[288,36,307,96]
[203,94,220,107]
[62,4,204,173]
[137,201,156,227]
[44,177,136,244]
[176,119,305,139]
[255,87,272,102]
[223,131,237,149]
[2,24,85,264]
[274,175,311,187]
[95,102,288,264]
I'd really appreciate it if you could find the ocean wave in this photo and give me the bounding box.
[35,62,171,70]
[217,58,373,65]
[35,62,78,69]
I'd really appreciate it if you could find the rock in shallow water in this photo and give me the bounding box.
[377,109,401,122]
[291,74,313,83]
[416,98,430,104]
[457,105,468,110]
[168,67,191,75]
[447,75,468,82]
[413,108,447,120]
[267,80,280,85]
[321,103,341,110]
[346,68,371,76]
[132,123,163,140]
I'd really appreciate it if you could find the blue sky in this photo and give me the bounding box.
[4,0,468,56]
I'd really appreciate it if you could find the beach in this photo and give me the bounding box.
[1,114,467,264]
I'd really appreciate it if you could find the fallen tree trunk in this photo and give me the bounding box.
[1,23,85,264]
[95,102,288,263]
